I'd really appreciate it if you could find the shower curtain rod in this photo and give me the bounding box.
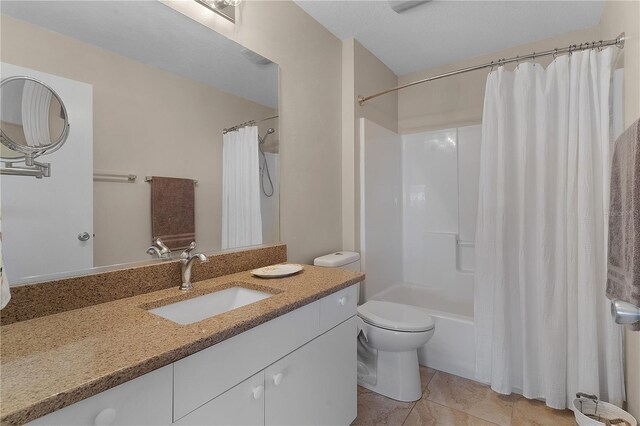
[223,114,279,134]
[357,32,625,106]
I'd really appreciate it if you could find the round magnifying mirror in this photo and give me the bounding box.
[0,76,69,163]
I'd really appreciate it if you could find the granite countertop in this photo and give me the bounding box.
[0,265,364,425]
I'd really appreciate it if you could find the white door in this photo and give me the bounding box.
[1,63,93,284]
[265,317,357,426]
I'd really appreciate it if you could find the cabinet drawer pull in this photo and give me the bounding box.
[252,385,264,400]
[93,407,116,425]
[338,296,347,306]
[272,372,283,386]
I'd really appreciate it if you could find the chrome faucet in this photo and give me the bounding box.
[147,238,172,259]
[180,242,208,291]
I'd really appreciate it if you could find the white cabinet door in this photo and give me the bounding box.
[265,317,357,426]
[175,371,265,426]
[29,365,172,426]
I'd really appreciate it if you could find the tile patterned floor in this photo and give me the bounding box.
[352,367,576,426]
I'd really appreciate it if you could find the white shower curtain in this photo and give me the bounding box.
[221,126,263,250]
[475,47,624,409]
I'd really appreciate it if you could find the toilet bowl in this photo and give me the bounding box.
[357,301,435,402]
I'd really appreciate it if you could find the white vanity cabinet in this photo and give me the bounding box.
[28,284,359,426]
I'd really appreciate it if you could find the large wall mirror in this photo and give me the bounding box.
[0,1,280,285]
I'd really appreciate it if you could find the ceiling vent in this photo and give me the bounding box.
[388,1,432,13]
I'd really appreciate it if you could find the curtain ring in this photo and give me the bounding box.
[553,48,558,58]
[489,60,494,72]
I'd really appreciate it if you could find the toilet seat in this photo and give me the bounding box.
[357,301,435,332]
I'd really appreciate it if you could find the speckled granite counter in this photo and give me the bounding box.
[0,265,364,425]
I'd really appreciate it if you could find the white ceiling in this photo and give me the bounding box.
[1,1,279,108]
[295,0,606,76]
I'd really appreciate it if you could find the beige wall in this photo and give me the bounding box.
[0,15,276,266]
[163,0,343,263]
[601,1,640,418]
[342,38,398,251]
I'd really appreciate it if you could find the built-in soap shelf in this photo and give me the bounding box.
[456,237,475,273]
[419,231,475,278]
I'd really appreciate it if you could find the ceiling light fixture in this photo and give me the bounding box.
[193,0,240,22]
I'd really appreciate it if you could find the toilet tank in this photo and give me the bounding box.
[313,251,360,272]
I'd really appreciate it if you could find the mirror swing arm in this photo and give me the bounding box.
[0,75,71,178]
[1,159,50,179]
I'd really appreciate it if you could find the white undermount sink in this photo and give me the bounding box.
[148,286,273,325]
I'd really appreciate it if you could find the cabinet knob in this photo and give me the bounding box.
[93,407,116,426]
[338,296,347,306]
[252,385,264,400]
[273,372,284,386]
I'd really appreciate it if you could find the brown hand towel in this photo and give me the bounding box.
[151,176,195,250]
[607,119,640,330]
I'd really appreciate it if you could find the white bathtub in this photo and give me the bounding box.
[371,283,476,381]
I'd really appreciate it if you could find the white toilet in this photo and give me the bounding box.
[356,301,434,402]
[313,251,436,403]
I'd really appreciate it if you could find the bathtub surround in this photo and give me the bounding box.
[359,119,480,380]
[0,244,286,325]
[475,48,623,408]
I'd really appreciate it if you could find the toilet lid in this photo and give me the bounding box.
[357,301,435,332]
